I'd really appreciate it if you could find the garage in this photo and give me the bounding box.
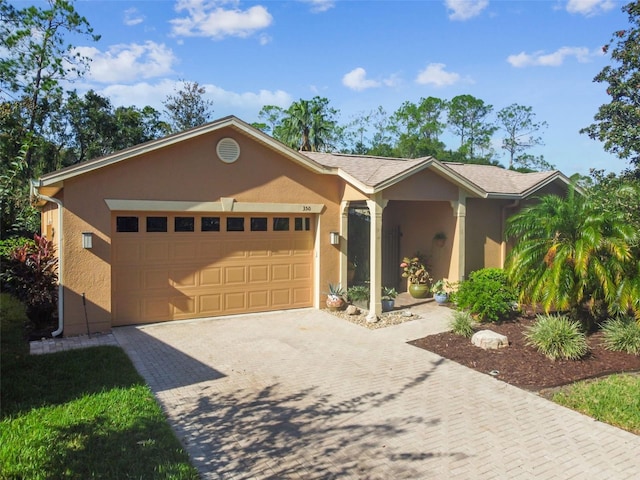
[112,212,315,325]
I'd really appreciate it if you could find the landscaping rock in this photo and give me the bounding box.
[471,330,509,350]
[345,305,360,315]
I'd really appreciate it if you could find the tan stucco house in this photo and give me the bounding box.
[32,115,572,336]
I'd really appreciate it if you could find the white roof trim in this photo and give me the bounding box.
[104,199,325,214]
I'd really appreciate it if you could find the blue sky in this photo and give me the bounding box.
[46,0,633,175]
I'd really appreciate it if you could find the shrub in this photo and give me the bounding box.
[525,314,588,361]
[347,285,369,303]
[1,234,58,327]
[602,317,640,355]
[0,236,34,259]
[450,310,475,338]
[454,268,516,322]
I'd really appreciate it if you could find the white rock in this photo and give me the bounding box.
[366,312,379,323]
[471,330,509,350]
[345,305,360,315]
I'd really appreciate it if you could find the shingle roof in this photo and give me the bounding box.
[301,151,431,188]
[442,162,561,195]
[301,152,566,197]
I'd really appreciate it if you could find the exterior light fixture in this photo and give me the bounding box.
[82,232,93,249]
[329,231,340,245]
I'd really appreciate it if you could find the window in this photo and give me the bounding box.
[116,216,138,232]
[146,216,167,232]
[273,217,290,231]
[201,217,220,232]
[251,217,267,231]
[175,216,194,232]
[295,217,311,231]
[226,217,245,232]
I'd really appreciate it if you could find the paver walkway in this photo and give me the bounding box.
[108,305,640,479]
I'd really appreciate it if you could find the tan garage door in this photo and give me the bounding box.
[112,213,314,325]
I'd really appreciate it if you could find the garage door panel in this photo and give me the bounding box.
[249,265,269,282]
[225,266,246,284]
[170,269,197,288]
[200,267,222,286]
[113,213,314,325]
[172,295,195,316]
[225,292,246,311]
[248,290,269,309]
[272,264,292,281]
[144,242,169,261]
[271,289,291,306]
[293,287,312,304]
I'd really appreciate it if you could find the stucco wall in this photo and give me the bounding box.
[465,198,509,276]
[55,127,344,335]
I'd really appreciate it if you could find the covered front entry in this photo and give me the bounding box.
[111,212,314,325]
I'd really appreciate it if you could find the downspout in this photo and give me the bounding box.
[501,200,520,267]
[31,181,64,337]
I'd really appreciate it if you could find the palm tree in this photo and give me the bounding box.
[277,97,337,152]
[505,187,637,322]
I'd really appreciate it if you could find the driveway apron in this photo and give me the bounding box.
[113,308,640,479]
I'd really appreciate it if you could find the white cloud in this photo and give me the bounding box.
[76,42,177,83]
[99,79,291,116]
[566,0,616,16]
[507,46,593,67]
[300,0,335,13]
[170,0,273,39]
[445,0,489,20]
[123,8,144,26]
[415,63,460,87]
[342,67,381,91]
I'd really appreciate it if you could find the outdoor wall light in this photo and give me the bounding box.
[82,232,93,249]
[329,231,340,245]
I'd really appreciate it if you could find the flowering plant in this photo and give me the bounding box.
[400,256,432,285]
[432,278,456,295]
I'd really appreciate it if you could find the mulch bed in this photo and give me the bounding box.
[409,315,640,393]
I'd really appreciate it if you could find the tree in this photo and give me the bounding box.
[447,94,497,163]
[163,80,214,132]
[253,105,285,135]
[0,0,100,175]
[497,104,551,170]
[391,97,448,158]
[580,1,640,173]
[276,97,338,152]
[505,187,638,323]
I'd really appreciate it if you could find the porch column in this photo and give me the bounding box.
[366,194,388,320]
[450,191,467,281]
[339,201,350,287]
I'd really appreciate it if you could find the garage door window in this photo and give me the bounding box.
[273,217,290,231]
[201,217,220,231]
[251,217,267,231]
[295,217,311,231]
[175,216,194,232]
[146,216,167,232]
[227,217,244,232]
[116,216,139,232]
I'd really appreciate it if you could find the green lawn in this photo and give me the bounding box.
[0,294,199,480]
[552,374,640,435]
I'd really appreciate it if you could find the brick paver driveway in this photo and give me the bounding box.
[113,308,640,479]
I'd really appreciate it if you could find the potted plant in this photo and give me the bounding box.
[400,256,432,298]
[431,279,451,304]
[347,285,369,309]
[326,283,346,310]
[381,286,397,312]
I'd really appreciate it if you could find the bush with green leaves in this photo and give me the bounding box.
[454,268,516,322]
[602,317,640,355]
[450,310,475,338]
[525,314,588,361]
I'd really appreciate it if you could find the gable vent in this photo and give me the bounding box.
[216,137,240,163]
